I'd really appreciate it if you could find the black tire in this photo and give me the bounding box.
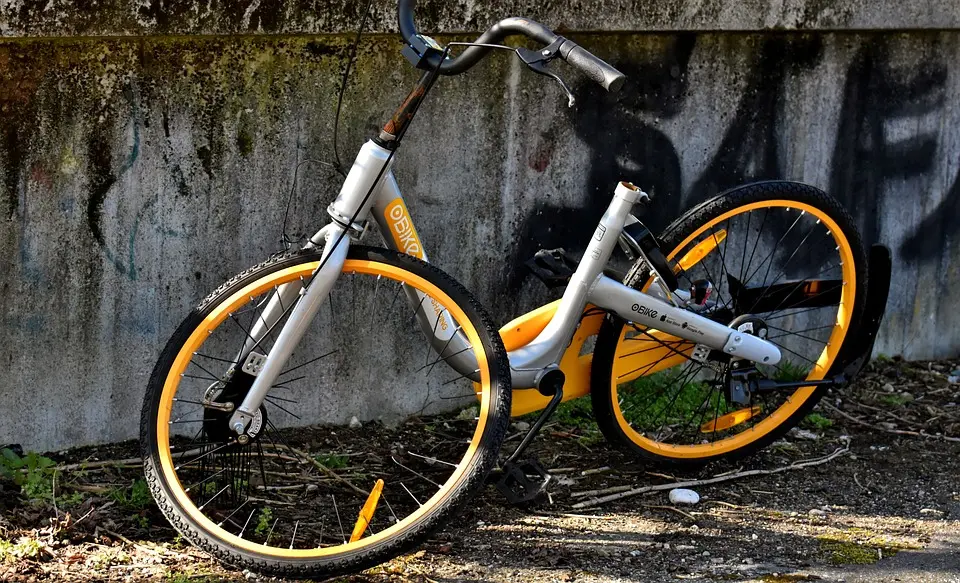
[591,181,867,466]
[141,246,511,578]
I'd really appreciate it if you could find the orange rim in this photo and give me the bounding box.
[154,258,493,558]
[610,200,857,459]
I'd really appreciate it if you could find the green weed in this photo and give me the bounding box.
[803,413,834,430]
[109,479,153,512]
[254,507,273,537]
[619,371,718,431]
[880,394,912,407]
[0,537,44,563]
[773,360,810,382]
[0,448,56,501]
[314,454,349,469]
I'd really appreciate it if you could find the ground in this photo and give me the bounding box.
[1,357,958,583]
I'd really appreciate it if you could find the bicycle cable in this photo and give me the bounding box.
[277,0,374,251]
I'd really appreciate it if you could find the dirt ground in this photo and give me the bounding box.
[1,357,959,583]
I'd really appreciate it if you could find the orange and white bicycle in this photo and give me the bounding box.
[140,0,890,577]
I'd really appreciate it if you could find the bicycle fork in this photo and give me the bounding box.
[228,225,351,436]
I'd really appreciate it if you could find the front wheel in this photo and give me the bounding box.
[591,181,866,466]
[140,246,511,578]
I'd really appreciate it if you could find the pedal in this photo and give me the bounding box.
[525,248,579,289]
[496,458,552,506]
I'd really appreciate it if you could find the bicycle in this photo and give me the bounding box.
[140,0,891,578]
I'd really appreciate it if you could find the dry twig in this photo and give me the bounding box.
[823,402,960,443]
[571,444,850,509]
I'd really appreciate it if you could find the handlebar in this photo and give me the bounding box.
[397,0,625,92]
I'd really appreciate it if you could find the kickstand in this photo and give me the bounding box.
[495,378,564,506]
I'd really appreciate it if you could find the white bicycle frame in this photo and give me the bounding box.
[227,140,782,435]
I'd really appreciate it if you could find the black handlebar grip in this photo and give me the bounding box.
[559,40,626,93]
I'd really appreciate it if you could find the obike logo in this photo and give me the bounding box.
[384,200,450,334]
[631,303,658,319]
[385,198,424,259]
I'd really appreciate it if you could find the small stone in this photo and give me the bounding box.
[744,557,754,564]
[630,550,641,557]
[751,534,758,540]
[305,484,318,494]
[663,543,671,550]
[513,421,531,432]
[878,422,897,430]
[690,524,699,531]
[808,508,826,516]
[669,488,700,505]
[790,428,819,441]
[883,382,895,392]
[702,550,711,556]
[349,416,362,429]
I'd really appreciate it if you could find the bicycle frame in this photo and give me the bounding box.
[227,137,782,435]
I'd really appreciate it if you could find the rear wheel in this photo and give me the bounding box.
[141,246,510,578]
[591,181,866,465]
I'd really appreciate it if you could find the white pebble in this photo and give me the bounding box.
[349,416,362,429]
[513,421,531,431]
[669,488,700,505]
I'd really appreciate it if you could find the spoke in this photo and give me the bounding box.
[264,397,302,420]
[400,482,422,507]
[391,456,441,487]
[739,210,752,283]
[745,209,804,286]
[768,340,818,365]
[617,350,677,383]
[185,467,229,493]
[261,393,299,404]
[742,207,771,283]
[193,352,239,364]
[332,494,346,543]
[763,305,835,321]
[198,483,232,511]
[264,419,309,466]
[766,329,830,344]
[290,520,300,549]
[188,359,226,384]
[218,499,251,528]
[423,325,464,376]
[710,376,725,443]
[745,225,827,314]
[711,218,733,306]
[176,442,234,471]
[621,363,691,417]
[618,338,691,359]
[277,350,338,378]
[649,364,705,437]
[766,323,836,336]
[424,305,443,367]
[172,398,207,406]
[181,373,219,382]
[418,344,473,374]
[169,418,214,425]
[265,518,279,545]
[382,495,400,523]
[408,451,458,468]
[239,507,257,538]
[442,368,480,386]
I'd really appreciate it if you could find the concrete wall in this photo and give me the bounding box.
[1,3,959,451]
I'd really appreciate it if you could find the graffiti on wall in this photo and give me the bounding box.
[510,34,958,291]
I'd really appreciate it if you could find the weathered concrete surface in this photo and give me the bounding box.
[1,29,960,451]
[0,0,958,37]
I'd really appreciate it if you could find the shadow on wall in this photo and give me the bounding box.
[507,34,958,293]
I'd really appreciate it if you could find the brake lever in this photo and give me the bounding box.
[515,41,576,108]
